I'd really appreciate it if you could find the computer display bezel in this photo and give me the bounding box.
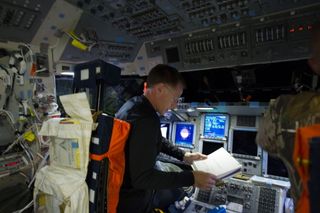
[202,113,230,141]
[172,122,196,149]
[228,127,261,158]
[265,153,289,180]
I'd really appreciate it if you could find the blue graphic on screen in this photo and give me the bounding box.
[203,114,227,140]
[174,123,194,148]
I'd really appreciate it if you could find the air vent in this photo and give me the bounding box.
[255,25,286,44]
[218,32,247,49]
[236,115,256,127]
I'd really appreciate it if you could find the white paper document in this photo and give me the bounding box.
[192,147,242,179]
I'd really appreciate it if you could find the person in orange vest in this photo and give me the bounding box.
[116,64,216,213]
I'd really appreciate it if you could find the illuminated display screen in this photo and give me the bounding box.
[202,141,224,155]
[267,155,289,178]
[174,123,195,148]
[160,122,171,139]
[203,114,228,140]
[232,129,258,156]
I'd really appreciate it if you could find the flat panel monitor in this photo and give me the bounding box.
[173,122,196,148]
[232,129,258,157]
[160,122,171,140]
[267,155,289,178]
[203,114,229,141]
[201,140,224,155]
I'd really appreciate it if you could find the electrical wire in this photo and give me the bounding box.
[0,131,28,156]
[35,123,50,146]
[0,109,15,124]
[29,101,42,122]
[19,140,35,177]
[0,64,9,75]
[20,43,34,66]
[1,122,37,155]
[27,151,49,189]
[19,171,29,181]
[12,200,33,213]
[20,140,34,160]
[1,138,20,155]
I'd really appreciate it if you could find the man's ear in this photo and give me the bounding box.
[152,83,163,95]
[308,57,320,75]
[156,83,165,93]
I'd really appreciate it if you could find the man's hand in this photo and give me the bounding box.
[192,171,216,190]
[183,152,207,164]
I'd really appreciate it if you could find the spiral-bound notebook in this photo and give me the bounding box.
[192,147,242,179]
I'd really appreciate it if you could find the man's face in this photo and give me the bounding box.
[157,83,183,115]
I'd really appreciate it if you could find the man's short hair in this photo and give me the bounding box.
[147,64,185,88]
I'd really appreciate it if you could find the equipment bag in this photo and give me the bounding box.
[86,113,130,213]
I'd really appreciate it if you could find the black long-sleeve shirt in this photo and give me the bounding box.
[115,95,194,213]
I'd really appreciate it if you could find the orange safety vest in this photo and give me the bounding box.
[293,124,320,213]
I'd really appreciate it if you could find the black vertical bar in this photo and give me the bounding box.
[309,137,320,213]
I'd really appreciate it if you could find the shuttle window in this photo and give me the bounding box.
[165,47,180,63]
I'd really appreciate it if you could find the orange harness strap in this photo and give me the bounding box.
[90,153,108,161]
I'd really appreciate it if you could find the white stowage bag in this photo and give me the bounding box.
[39,117,93,173]
[34,92,95,213]
[34,166,89,213]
